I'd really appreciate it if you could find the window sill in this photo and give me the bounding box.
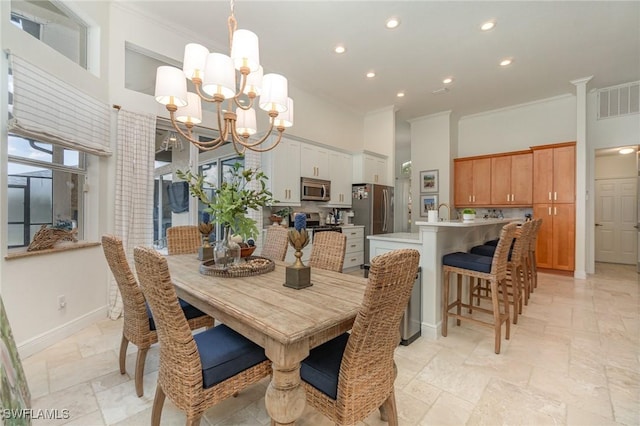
[5,241,102,260]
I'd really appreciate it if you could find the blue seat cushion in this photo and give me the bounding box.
[443,252,493,273]
[470,244,497,257]
[484,238,500,246]
[470,244,514,261]
[147,298,207,331]
[301,332,350,400]
[194,324,268,389]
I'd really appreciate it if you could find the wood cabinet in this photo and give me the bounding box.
[532,142,576,271]
[328,151,353,207]
[454,157,491,206]
[353,153,388,185]
[532,143,575,203]
[261,138,301,206]
[533,203,575,271]
[490,152,533,206]
[300,144,329,179]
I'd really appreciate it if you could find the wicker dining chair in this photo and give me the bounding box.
[101,235,213,397]
[133,246,272,426]
[308,231,347,272]
[300,249,421,425]
[260,225,289,261]
[441,222,517,354]
[166,225,201,255]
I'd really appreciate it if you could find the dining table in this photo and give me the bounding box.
[165,254,368,425]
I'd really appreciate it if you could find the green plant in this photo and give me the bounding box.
[176,163,275,240]
[274,207,292,217]
[462,208,476,214]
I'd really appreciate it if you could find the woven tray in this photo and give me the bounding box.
[199,255,275,278]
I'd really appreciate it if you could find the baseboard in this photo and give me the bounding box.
[17,306,108,358]
[421,322,440,340]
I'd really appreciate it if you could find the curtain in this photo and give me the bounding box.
[108,110,155,319]
[8,54,112,157]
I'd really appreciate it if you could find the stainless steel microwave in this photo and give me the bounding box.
[300,178,330,201]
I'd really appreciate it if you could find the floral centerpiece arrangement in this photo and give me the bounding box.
[177,162,275,266]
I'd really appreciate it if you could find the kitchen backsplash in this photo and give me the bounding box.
[454,207,533,221]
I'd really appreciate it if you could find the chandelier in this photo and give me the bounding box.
[160,131,184,152]
[153,0,293,154]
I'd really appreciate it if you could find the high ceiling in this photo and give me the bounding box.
[125,1,640,127]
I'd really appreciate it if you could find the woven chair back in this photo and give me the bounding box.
[133,246,204,403]
[339,249,420,420]
[510,220,533,265]
[309,231,347,272]
[489,223,518,280]
[166,225,201,255]
[101,235,151,345]
[261,225,289,261]
[528,218,543,251]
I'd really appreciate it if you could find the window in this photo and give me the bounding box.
[7,135,85,249]
[10,0,88,68]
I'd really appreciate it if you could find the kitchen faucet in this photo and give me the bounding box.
[437,203,451,221]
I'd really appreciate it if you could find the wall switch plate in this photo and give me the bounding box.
[57,295,66,310]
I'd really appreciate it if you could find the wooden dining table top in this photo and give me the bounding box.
[165,254,368,349]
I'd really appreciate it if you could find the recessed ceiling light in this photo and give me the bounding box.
[500,58,513,67]
[481,20,496,31]
[334,45,346,54]
[385,17,400,29]
[619,147,635,154]
[366,71,376,78]
[443,77,454,84]
[397,92,405,98]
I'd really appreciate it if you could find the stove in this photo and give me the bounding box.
[288,212,342,235]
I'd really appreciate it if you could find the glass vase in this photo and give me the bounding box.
[214,226,241,268]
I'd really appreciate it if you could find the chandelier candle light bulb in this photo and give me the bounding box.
[153,0,293,154]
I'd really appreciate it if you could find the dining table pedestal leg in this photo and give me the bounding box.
[265,339,309,426]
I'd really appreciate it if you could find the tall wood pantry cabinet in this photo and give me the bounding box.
[532,142,576,271]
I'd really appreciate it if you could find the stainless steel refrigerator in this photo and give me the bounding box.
[351,183,394,262]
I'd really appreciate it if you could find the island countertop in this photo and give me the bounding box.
[415,218,516,227]
[367,232,421,244]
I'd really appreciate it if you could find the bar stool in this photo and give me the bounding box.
[527,218,543,294]
[468,220,534,323]
[442,222,517,354]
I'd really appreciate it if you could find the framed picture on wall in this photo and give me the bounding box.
[420,170,439,193]
[420,194,438,217]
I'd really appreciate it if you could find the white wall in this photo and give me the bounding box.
[595,154,638,179]
[363,106,396,183]
[409,111,452,231]
[458,94,577,156]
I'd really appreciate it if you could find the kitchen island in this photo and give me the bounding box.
[367,218,515,339]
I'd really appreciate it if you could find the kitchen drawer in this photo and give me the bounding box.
[343,227,364,241]
[345,238,364,254]
[343,252,364,270]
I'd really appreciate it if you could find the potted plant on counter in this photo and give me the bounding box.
[462,208,476,222]
[270,207,292,226]
[177,163,275,266]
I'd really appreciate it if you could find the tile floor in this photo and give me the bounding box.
[22,263,639,425]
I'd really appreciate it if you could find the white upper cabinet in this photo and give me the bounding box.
[262,138,301,206]
[300,144,330,180]
[352,152,388,185]
[328,151,353,207]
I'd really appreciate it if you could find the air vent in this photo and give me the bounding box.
[598,81,639,119]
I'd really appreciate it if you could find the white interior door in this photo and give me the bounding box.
[595,178,638,264]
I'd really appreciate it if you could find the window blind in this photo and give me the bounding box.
[8,54,112,157]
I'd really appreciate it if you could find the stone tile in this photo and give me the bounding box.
[49,351,119,393]
[31,382,99,426]
[567,404,620,426]
[467,378,566,425]
[418,392,474,426]
[22,358,49,399]
[94,370,158,424]
[202,380,268,425]
[63,410,105,426]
